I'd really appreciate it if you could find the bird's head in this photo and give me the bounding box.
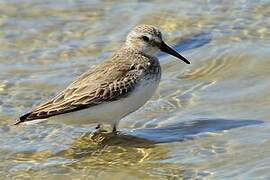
[126,24,190,64]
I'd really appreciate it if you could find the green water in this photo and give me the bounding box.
[0,0,270,179]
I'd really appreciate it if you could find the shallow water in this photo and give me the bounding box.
[0,0,270,179]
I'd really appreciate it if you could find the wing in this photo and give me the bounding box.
[15,57,146,125]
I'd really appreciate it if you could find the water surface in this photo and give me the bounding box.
[0,0,270,179]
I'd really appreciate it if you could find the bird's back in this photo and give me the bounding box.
[16,47,160,124]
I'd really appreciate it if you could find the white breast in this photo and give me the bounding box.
[49,77,160,127]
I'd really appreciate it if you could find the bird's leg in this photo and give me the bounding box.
[93,124,108,134]
[92,124,102,134]
[113,125,117,132]
[90,124,106,143]
[95,124,101,130]
[112,124,118,135]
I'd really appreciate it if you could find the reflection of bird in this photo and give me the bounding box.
[15,25,190,133]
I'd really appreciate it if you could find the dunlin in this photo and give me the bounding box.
[15,25,190,132]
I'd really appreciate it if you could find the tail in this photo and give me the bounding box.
[13,112,32,125]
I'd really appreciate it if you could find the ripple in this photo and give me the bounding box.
[1,0,270,179]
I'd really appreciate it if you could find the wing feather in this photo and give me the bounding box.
[15,61,143,124]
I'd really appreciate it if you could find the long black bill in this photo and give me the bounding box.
[159,41,190,64]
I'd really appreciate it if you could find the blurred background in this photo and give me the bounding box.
[0,0,270,179]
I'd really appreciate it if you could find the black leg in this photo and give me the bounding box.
[112,124,117,133]
[95,124,101,129]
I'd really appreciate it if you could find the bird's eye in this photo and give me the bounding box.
[142,36,150,42]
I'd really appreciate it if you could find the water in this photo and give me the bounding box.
[0,0,270,179]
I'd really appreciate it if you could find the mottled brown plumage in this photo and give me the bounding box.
[15,24,190,130]
[16,46,160,124]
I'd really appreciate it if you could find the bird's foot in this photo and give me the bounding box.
[112,124,119,135]
[89,124,120,143]
[92,124,107,134]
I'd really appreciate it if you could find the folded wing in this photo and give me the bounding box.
[15,59,143,124]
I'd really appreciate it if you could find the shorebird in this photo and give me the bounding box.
[15,24,190,133]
